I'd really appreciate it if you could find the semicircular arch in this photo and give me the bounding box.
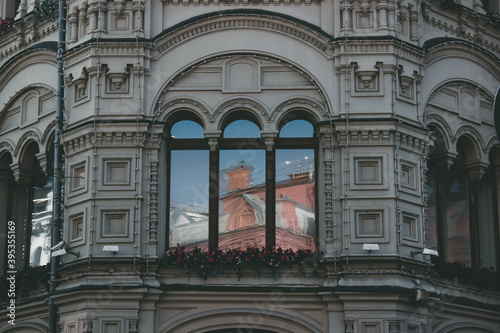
[158,96,212,129]
[158,307,322,333]
[214,96,268,132]
[152,10,333,60]
[0,49,57,108]
[151,52,333,123]
[271,96,324,127]
[14,129,42,159]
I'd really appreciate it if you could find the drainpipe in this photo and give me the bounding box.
[49,0,66,332]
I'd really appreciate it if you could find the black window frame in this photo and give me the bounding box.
[165,117,318,251]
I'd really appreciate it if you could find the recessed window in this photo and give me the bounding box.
[167,116,317,251]
[427,139,499,270]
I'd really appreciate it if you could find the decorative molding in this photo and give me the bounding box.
[424,44,500,80]
[424,15,500,53]
[152,14,332,58]
[212,97,268,124]
[270,97,327,122]
[320,131,335,246]
[0,51,56,91]
[158,97,212,123]
[13,128,42,157]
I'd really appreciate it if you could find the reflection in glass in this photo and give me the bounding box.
[276,150,315,250]
[29,177,53,267]
[477,179,497,270]
[279,119,314,138]
[219,150,265,250]
[223,119,260,138]
[169,150,209,251]
[443,171,471,266]
[171,120,205,139]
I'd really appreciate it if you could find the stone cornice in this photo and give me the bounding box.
[422,0,500,54]
[424,43,500,80]
[152,12,333,58]
[64,41,150,68]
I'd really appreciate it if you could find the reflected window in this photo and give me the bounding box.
[169,150,209,251]
[0,152,52,273]
[29,177,53,267]
[166,116,317,251]
[427,143,499,270]
[276,150,315,251]
[219,150,266,250]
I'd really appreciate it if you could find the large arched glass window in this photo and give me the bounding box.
[0,143,53,273]
[426,137,499,270]
[167,115,317,252]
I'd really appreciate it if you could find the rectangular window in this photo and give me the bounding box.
[29,178,53,267]
[169,150,209,251]
[442,171,471,266]
[477,179,497,269]
[275,149,315,251]
[218,150,265,250]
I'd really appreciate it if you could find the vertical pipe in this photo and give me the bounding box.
[49,0,66,331]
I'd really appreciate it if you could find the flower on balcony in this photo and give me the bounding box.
[442,0,460,10]
[431,257,500,290]
[0,17,14,35]
[162,245,325,281]
[0,265,50,303]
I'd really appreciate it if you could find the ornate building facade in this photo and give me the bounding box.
[0,0,499,332]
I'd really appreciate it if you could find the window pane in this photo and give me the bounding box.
[279,119,313,138]
[30,177,53,267]
[426,166,438,251]
[219,150,265,250]
[477,179,497,270]
[169,150,209,251]
[443,171,471,266]
[171,120,204,139]
[276,149,315,251]
[223,120,260,138]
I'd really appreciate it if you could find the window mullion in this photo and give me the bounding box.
[265,147,275,249]
[209,147,219,251]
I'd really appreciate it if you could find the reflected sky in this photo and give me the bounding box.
[224,119,260,138]
[170,150,209,210]
[171,120,204,138]
[280,119,313,138]
[276,150,313,182]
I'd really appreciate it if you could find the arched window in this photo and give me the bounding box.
[0,143,53,273]
[167,116,317,252]
[426,136,499,269]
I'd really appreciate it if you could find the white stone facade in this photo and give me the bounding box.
[0,0,499,332]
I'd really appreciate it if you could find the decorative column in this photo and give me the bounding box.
[133,0,145,32]
[377,0,389,32]
[340,0,353,33]
[68,8,79,44]
[88,0,107,33]
[387,0,396,31]
[79,2,88,37]
[409,6,418,41]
